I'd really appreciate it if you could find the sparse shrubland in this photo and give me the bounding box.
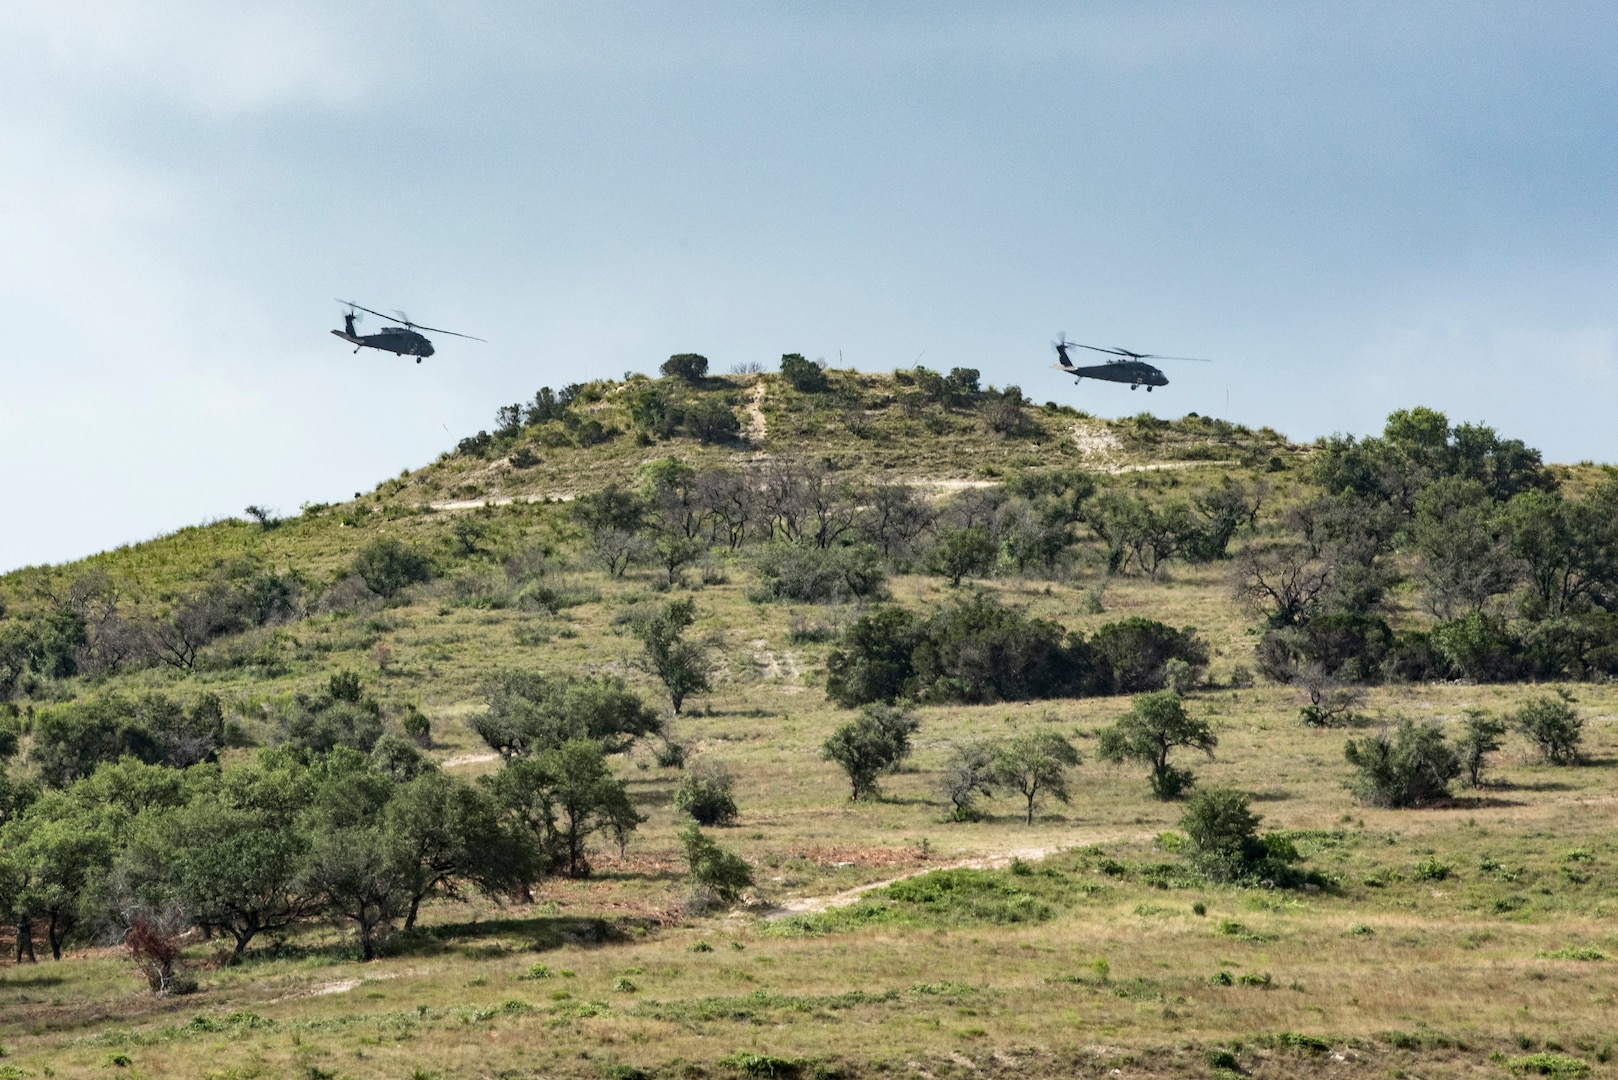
[1,371,1616,1079]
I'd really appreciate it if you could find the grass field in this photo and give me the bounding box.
[2,377,1616,1079]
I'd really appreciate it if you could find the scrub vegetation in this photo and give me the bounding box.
[1,357,1616,1079]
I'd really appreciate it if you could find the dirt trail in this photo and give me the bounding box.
[764,845,1061,918]
[441,751,499,768]
[745,381,768,443]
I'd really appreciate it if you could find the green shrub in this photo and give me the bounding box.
[678,824,754,904]
[1344,720,1460,808]
[352,538,434,598]
[924,526,997,586]
[673,761,739,826]
[1178,788,1264,881]
[1506,1052,1591,1077]
[779,353,828,393]
[1089,618,1209,693]
[1513,694,1584,765]
[1412,856,1452,881]
[753,542,886,603]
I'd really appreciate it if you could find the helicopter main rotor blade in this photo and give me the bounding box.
[336,299,397,323]
[1066,342,1132,357]
[1139,354,1215,363]
[406,323,487,342]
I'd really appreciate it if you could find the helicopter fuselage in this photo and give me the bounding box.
[1054,359,1168,390]
[331,327,436,359]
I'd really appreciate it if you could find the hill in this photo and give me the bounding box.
[1,359,1616,1080]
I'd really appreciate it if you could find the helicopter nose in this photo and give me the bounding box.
[421,342,435,357]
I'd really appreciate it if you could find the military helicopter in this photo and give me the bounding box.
[331,300,485,362]
[1050,334,1211,391]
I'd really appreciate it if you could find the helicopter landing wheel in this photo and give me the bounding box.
[1131,384,1138,390]
[1147,386,1153,392]
[416,358,422,364]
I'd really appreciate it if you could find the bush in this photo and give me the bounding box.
[475,671,661,758]
[1513,694,1583,764]
[352,539,434,598]
[678,823,753,904]
[925,527,997,586]
[660,353,709,381]
[753,542,886,603]
[401,705,432,748]
[911,594,1106,704]
[682,395,740,443]
[1089,618,1209,693]
[1456,708,1506,786]
[673,760,739,825]
[1431,612,1522,681]
[1344,720,1460,807]
[825,607,922,707]
[1179,788,1266,882]
[779,352,828,393]
[822,705,918,800]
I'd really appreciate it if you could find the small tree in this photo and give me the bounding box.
[243,505,278,530]
[1513,693,1583,765]
[822,705,918,801]
[1344,720,1460,808]
[125,913,190,995]
[1297,663,1365,728]
[673,760,739,826]
[1097,691,1217,799]
[661,353,710,382]
[1456,708,1507,787]
[352,539,433,599]
[939,739,1000,821]
[630,599,712,715]
[925,527,998,586]
[779,353,829,393]
[1178,788,1265,883]
[677,823,753,905]
[993,730,1080,825]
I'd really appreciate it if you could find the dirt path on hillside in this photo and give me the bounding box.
[745,381,768,443]
[763,838,1121,918]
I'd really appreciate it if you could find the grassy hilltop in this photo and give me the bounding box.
[0,359,1616,1080]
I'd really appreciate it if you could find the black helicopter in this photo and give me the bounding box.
[1050,334,1211,391]
[331,300,484,362]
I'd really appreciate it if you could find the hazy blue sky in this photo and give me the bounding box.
[4,3,1617,572]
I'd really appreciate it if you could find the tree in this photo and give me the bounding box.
[490,740,641,879]
[661,353,710,381]
[1087,618,1208,694]
[993,731,1080,825]
[779,353,828,393]
[925,526,997,586]
[677,823,753,904]
[1456,708,1507,788]
[1513,693,1583,765]
[352,539,434,599]
[383,770,528,927]
[164,794,316,962]
[30,697,160,788]
[1178,788,1265,883]
[1343,720,1460,808]
[1097,691,1217,799]
[475,671,660,759]
[630,599,712,715]
[939,739,1000,821]
[673,760,739,826]
[825,606,921,707]
[822,705,919,801]
[1412,477,1514,618]
[1,792,118,959]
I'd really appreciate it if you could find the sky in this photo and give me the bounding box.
[3,2,1617,572]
